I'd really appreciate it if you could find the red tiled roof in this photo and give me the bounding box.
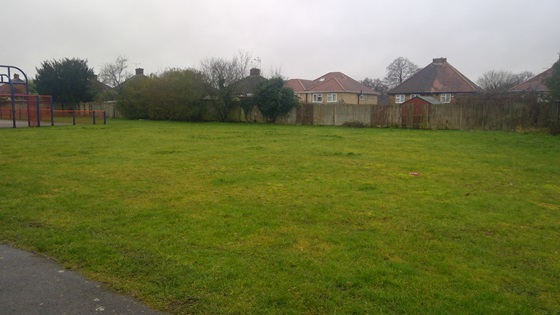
[284,79,315,92]
[510,68,553,92]
[388,58,479,94]
[285,72,378,95]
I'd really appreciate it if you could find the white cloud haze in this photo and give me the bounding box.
[3,0,559,82]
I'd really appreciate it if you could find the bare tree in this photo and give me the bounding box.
[477,70,534,92]
[200,51,252,89]
[514,71,534,84]
[199,50,252,121]
[384,57,420,89]
[361,77,389,95]
[99,55,132,92]
[265,65,284,79]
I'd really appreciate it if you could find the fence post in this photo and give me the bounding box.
[103,111,107,125]
[36,95,41,127]
[50,96,54,126]
[92,110,96,125]
[72,110,76,125]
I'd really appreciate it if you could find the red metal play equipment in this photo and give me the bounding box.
[0,65,106,128]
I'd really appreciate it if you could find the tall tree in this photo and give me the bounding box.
[384,57,419,89]
[477,70,534,92]
[99,55,132,93]
[35,58,95,108]
[254,77,299,122]
[544,58,560,102]
[117,68,206,121]
[199,51,252,121]
[361,77,389,95]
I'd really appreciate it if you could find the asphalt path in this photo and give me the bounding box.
[0,119,29,128]
[0,244,167,315]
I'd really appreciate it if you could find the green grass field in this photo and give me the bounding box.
[1,120,559,314]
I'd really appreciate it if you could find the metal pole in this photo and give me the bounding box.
[103,111,107,125]
[92,110,96,125]
[72,110,76,125]
[11,83,16,129]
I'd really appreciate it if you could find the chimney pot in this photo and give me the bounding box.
[249,68,260,76]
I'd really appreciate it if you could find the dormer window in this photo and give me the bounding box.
[395,94,405,104]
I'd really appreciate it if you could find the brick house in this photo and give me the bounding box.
[285,72,379,105]
[0,74,27,95]
[387,58,480,105]
[231,68,268,97]
[510,67,553,93]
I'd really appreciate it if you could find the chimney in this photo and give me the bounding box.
[13,74,20,81]
[135,68,144,76]
[433,58,447,64]
[249,68,260,76]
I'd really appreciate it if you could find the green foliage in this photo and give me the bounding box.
[117,69,207,121]
[1,121,559,314]
[255,77,299,122]
[34,58,95,108]
[544,58,560,102]
[238,96,256,121]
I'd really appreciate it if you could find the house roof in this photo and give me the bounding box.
[403,95,442,105]
[0,74,27,95]
[285,72,379,95]
[388,58,480,94]
[510,67,553,92]
[284,79,315,93]
[231,68,268,95]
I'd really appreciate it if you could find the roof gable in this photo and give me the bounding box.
[389,58,479,94]
[510,68,553,92]
[402,95,442,105]
[285,79,315,92]
[0,74,27,94]
[231,75,268,95]
[287,72,378,95]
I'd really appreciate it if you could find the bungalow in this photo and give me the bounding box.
[0,73,27,95]
[231,68,268,97]
[388,58,480,105]
[510,67,553,93]
[285,72,379,105]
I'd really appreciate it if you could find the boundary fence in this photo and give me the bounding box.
[0,94,106,128]
[247,94,560,133]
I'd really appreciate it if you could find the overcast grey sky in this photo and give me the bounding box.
[2,0,559,83]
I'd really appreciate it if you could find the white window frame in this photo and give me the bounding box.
[440,93,451,103]
[312,94,323,103]
[395,94,406,104]
[327,93,337,103]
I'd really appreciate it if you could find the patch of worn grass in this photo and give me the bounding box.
[1,120,559,314]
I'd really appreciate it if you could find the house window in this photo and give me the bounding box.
[312,94,323,103]
[395,94,405,104]
[327,93,337,103]
[440,93,451,103]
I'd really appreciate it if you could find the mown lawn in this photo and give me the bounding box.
[1,120,559,314]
